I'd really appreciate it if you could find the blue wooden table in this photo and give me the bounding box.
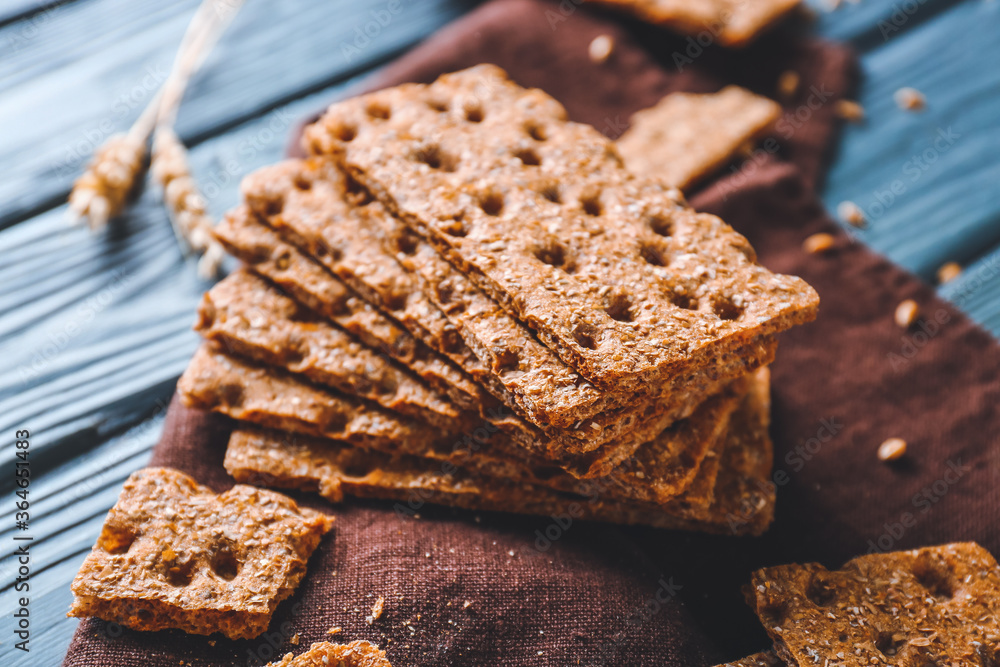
[1,1,998,664]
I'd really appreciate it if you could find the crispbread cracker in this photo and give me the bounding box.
[177,343,443,451]
[212,207,483,413]
[617,86,782,190]
[225,368,774,534]
[198,270,461,429]
[746,542,1000,666]
[68,468,333,639]
[588,0,801,48]
[268,641,392,667]
[304,65,817,402]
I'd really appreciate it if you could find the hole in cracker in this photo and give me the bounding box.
[394,229,420,256]
[219,383,245,408]
[531,466,564,482]
[805,573,836,607]
[343,174,375,206]
[712,295,744,321]
[572,321,600,350]
[210,544,240,581]
[605,292,634,323]
[537,181,561,204]
[319,407,348,435]
[524,121,547,141]
[383,289,409,313]
[333,122,357,142]
[513,147,541,166]
[875,630,905,657]
[375,373,399,396]
[912,554,955,600]
[494,348,519,375]
[413,144,458,172]
[477,190,504,217]
[263,197,284,218]
[440,328,464,354]
[580,191,603,217]
[533,240,572,272]
[669,291,698,311]
[341,458,376,479]
[97,523,137,555]
[639,241,668,267]
[293,175,312,191]
[648,213,673,237]
[427,98,449,112]
[274,250,291,271]
[464,103,484,123]
[365,101,391,120]
[164,557,196,587]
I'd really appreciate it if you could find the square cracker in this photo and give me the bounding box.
[746,542,1000,666]
[304,65,816,401]
[69,468,333,639]
[588,0,801,48]
[268,641,391,667]
[617,86,782,190]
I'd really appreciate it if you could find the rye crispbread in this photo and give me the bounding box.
[304,65,817,400]
[617,86,782,190]
[268,641,392,667]
[588,0,801,48]
[212,207,484,413]
[177,343,444,451]
[224,368,773,534]
[241,157,772,460]
[197,270,461,429]
[68,468,333,639]
[746,542,1000,666]
[713,652,784,667]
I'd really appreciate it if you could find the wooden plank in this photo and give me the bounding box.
[820,0,1000,280]
[0,0,472,227]
[804,0,965,47]
[940,242,1000,335]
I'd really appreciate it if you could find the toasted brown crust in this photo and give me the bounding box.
[197,270,462,429]
[224,368,773,535]
[212,207,484,413]
[746,542,1000,666]
[68,468,333,639]
[587,0,801,48]
[177,343,444,451]
[712,651,785,667]
[303,65,817,401]
[617,87,782,190]
[268,641,392,667]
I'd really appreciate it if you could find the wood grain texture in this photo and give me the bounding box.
[0,0,997,665]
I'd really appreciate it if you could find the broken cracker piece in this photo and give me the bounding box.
[713,651,785,667]
[268,641,391,667]
[69,468,333,640]
[746,542,1000,667]
[618,86,781,190]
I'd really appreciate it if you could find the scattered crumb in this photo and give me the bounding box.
[289,633,300,645]
[835,99,865,122]
[588,34,614,64]
[803,232,836,254]
[208,640,216,647]
[463,600,472,609]
[508,550,515,557]
[894,299,920,328]
[366,596,385,625]
[327,626,342,635]
[837,200,866,228]
[777,70,800,101]
[937,261,962,284]
[894,87,925,111]
[878,438,907,462]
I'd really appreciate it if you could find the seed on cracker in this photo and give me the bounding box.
[894,299,920,328]
[588,34,614,64]
[836,200,866,228]
[777,70,800,101]
[937,261,962,284]
[877,437,907,461]
[835,99,865,122]
[894,87,926,111]
[803,232,836,254]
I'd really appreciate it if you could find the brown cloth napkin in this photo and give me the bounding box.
[65,1,1000,665]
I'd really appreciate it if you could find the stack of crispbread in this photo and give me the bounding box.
[177,64,818,535]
